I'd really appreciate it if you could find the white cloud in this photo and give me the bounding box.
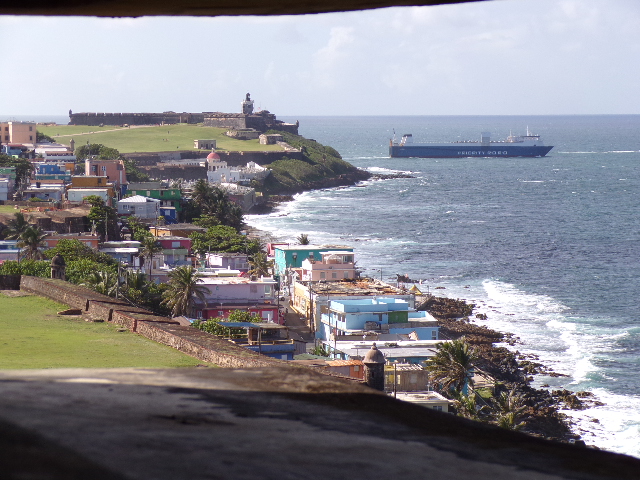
[313,26,356,87]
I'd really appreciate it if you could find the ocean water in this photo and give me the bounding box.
[247,115,640,457]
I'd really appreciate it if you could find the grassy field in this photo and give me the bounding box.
[37,123,285,154]
[0,205,19,214]
[0,292,212,369]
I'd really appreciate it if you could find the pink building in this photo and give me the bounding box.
[85,159,128,192]
[193,276,281,323]
[300,251,356,282]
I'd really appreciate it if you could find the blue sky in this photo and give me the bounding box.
[1,0,639,116]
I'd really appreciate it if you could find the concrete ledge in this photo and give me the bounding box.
[0,367,638,480]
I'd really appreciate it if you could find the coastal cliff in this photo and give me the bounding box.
[259,131,370,195]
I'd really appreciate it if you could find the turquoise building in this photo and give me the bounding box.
[273,245,354,278]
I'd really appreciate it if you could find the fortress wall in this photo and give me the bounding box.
[17,276,285,368]
[69,113,205,126]
[138,165,208,181]
[136,322,283,367]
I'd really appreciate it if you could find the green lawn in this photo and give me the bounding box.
[0,205,19,214]
[0,293,212,369]
[37,123,285,154]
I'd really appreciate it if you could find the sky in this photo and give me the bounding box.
[1,0,639,117]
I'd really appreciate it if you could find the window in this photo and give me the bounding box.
[29,136,33,141]
[432,331,437,340]
[344,271,350,279]
[196,311,203,319]
[250,284,258,293]
[332,272,337,279]
[433,406,443,412]
[171,241,180,248]
[102,166,107,172]
[29,126,33,131]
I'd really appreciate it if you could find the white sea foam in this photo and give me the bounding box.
[436,279,640,457]
[563,388,640,458]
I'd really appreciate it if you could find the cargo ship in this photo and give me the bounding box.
[389,129,553,158]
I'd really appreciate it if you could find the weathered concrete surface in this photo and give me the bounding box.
[0,1,477,18]
[1,367,639,480]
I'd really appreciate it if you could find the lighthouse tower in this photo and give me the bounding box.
[241,93,254,115]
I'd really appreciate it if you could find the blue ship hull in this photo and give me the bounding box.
[389,144,554,158]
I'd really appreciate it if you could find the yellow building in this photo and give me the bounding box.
[0,121,36,144]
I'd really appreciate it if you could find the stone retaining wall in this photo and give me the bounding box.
[18,276,285,368]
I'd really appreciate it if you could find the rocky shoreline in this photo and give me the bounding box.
[418,294,599,444]
[244,175,592,444]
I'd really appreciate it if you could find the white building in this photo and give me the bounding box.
[117,195,161,220]
[67,188,111,204]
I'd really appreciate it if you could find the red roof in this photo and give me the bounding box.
[206,151,220,160]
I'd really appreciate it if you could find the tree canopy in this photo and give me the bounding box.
[190,225,259,257]
[85,195,118,240]
[184,179,243,231]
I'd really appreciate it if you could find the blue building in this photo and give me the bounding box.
[319,298,439,342]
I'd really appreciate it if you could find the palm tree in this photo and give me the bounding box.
[451,391,488,421]
[426,338,479,396]
[248,251,273,278]
[4,212,30,240]
[297,233,310,245]
[17,226,48,260]
[81,270,118,296]
[161,266,210,317]
[493,387,527,430]
[140,236,163,277]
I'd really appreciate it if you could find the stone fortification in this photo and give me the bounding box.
[203,110,298,134]
[69,110,298,135]
[69,112,205,126]
[18,276,285,368]
[68,98,298,135]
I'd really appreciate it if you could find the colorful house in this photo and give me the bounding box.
[205,252,250,273]
[273,244,353,278]
[155,236,191,267]
[300,250,355,282]
[193,276,280,323]
[126,182,182,217]
[85,159,127,195]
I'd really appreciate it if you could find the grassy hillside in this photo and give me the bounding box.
[36,124,284,154]
[261,131,370,194]
[0,293,211,369]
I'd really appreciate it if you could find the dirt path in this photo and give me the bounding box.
[54,125,156,137]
